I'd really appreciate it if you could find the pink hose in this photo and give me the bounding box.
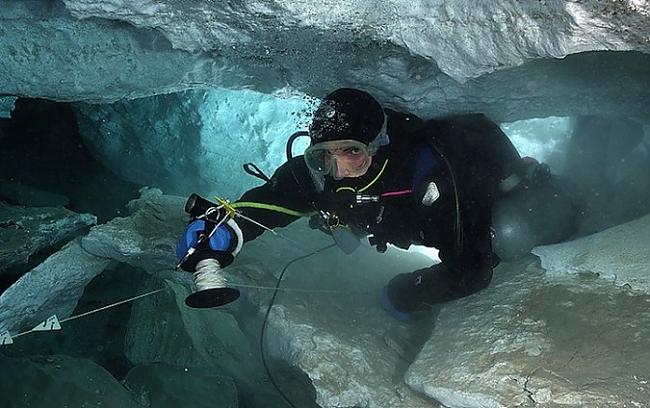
[380,189,413,197]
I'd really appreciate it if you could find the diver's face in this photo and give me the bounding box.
[304,139,373,180]
[334,150,372,179]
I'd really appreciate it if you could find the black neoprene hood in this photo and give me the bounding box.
[309,88,385,145]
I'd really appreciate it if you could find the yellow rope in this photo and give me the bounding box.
[232,201,313,217]
[214,196,237,218]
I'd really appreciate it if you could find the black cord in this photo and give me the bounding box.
[285,131,309,161]
[260,243,336,408]
[243,163,271,183]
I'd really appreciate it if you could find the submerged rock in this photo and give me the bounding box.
[0,239,111,334]
[229,221,440,408]
[124,363,238,408]
[405,257,650,407]
[80,187,185,275]
[0,188,177,337]
[2,1,649,122]
[124,278,264,393]
[0,180,70,208]
[65,0,650,84]
[6,186,648,407]
[533,213,650,294]
[0,202,95,272]
[0,354,139,408]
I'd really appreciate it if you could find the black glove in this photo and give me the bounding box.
[383,265,455,314]
[384,262,493,314]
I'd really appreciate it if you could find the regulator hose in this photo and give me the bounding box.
[286,131,309,161]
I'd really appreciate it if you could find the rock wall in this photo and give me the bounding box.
[73,89,313,198]
[1,1,649,122]
[61,0,650,82]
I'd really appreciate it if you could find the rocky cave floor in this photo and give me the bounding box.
[1,99,649,408]
[2,185,650,408]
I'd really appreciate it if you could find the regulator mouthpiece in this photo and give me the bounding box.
[185,259,240,308]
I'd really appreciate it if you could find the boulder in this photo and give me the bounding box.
[124,363,238,408]
[80,187,185,275]
[405,257,650,407]
[0,354,139,408]
[228,220,441,408]
[0,239,110,334]
[533,213,650,294]
[0,202,95,272]
[124,278,264,393]
[0,187,179,339]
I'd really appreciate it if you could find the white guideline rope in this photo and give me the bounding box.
[235,212,318,253]
[228,282,368,294]
[235,212,278,236]
[3,280,368,345]
[59,289,166,324]
[12,288,165,339]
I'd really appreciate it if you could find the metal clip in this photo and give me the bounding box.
[421,182,440,206]
[0,331,13,346]
[356,194,380,204]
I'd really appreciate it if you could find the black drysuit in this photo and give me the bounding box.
[233,110,524,313]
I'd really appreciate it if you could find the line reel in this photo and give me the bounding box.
[178,193,240,308]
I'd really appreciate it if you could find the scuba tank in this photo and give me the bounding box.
[492,181,576,260]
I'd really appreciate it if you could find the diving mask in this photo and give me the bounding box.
[304,139,372,179]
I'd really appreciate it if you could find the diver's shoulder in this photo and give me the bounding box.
[428,113,498,131]
[386,108,425,134]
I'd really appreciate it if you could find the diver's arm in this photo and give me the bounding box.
[234,156,316,242]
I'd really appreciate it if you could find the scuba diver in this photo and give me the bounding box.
[176,88,575,321]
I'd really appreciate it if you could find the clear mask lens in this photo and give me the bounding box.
[304,140,371,177]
